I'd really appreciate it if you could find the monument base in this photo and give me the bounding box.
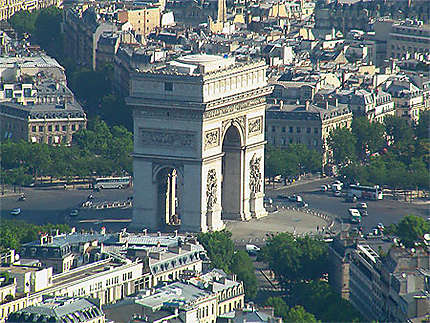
[250,192,267,219]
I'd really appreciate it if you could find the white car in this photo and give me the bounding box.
[357,202,368,209]
[10,208,21,215]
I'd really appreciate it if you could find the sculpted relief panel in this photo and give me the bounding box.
[204,128,220,150]
[140,128,196,149]
[249,154,262,194]
[206,169,218,210]
[248,116,263,137]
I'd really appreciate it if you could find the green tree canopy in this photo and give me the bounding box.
[352,116,385,160]
[386,215,430,248]
[327,128,357,165]
[260,233,328,284]
[197,231,257,299]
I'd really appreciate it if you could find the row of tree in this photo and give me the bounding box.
[328,114,429,190]
[1,119,133,188]
[386,215,430,248]
[9,7,63,60]
[265,144,322,183]
[197,231,258,299]
[0,220,69,252]
[260,233,362,322]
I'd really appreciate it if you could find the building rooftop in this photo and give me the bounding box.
[7,296,103,323]
[0,101,85,120]
[136,281,214,311]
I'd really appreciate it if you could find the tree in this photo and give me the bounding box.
[416,110,430,140]
[34,7,63,59]
[265,297,290,319]
[197,231,257,299]
[386,215,430,247]
[231,250,258,299]
[9,10,38,35]
[327,128,357,165]
[286,305,317,323]
[260,233,328,285]
[352,117,385,160]
[384,115,414,145]
[290,281,362,322]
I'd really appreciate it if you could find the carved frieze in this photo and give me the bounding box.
[248,116,263,137]
[136,108,202,121]
[204,97,265,119]
[206,169,218,210]
[249,154,262,194]
[140,128,195,149]
[204,128,220,150]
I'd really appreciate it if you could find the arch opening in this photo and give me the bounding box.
[156,167,182,229]
[221,125,242,220]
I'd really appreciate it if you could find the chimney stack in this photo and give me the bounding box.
[325,101,329,109]
[305,101,310,110]
[279,100,284,110]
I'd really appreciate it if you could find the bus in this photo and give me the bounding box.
[348,185,383,200]
[348,208,361,224]
[92,176,132,189]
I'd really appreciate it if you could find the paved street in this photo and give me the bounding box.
[266,178,430,233]
[0,186,132,231]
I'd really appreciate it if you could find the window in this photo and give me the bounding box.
[71,125,76,131]
[282,127,286,132]
[39,126,44,132]
[289,126,293,133]
[32,126,36,132]
[164,82,173,91]
[48,125,52,131]
[5,89,12,98]
[55,125,59,131]
[62,125,67,131]
[271,126,276,132]
[296,127,301,133]
[314,128,318,134]
[307,127,311,133]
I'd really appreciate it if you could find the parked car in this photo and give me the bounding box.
[10,208,21,215]
[361,209,368,216]
[70,209,79,217]
[357,202,368,209]
[246,244,261,256]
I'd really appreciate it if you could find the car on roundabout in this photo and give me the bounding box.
[11,208,21,215]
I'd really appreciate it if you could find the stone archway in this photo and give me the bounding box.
[155,167,183,229]
[130,54,270,232]
[221,125,243,220]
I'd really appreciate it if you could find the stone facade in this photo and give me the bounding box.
[129,55,270,232]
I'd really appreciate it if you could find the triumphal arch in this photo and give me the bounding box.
[128,55,271,232]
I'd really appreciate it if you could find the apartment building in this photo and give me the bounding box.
[329,236,430,323]
[7,297,105,323]
[336,89,395,123]
[0,0,62,21]
[265,101,353,164]
[0,100,86,145]
[383,76,424,124]
[117,7,161,37]
[388,20,430,60]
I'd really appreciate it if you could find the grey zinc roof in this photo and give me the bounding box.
[9,297,103,322]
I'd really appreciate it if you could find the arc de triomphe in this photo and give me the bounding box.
[128,55,271,232]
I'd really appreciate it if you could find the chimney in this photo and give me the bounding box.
[70,227,76,234]
[305,101,310,110]
[279,100,284,110]
[157,231,162,237]
[174,230,178,238]
[142,229,148,235]
[100,227,106,235]
[325,101,329,109]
